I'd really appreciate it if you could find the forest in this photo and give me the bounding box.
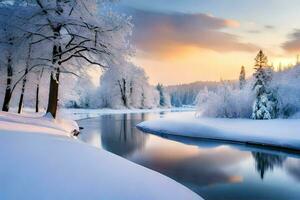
[0,0,171,118]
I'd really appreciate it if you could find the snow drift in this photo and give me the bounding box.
[0,111,201,200]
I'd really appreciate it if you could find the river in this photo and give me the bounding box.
[77,111,300,200]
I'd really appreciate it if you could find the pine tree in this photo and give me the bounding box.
[156,83,166,107]
[252,50,278,120]
[239,66,246,89]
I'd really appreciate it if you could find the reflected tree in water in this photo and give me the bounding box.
[252,152,286,179]
[101,114,148,156]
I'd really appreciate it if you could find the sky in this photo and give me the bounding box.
[117,0,300,85]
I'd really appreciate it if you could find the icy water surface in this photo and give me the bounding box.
[78,111,300,200]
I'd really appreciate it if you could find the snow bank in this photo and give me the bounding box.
[137,118,300,151]
[0,112,201,200]
[0,111,78,137]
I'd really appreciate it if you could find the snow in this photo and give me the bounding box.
[196,65,300,119]
[137,116,300,151]
[0,111,202,200]
[0,111,78,137]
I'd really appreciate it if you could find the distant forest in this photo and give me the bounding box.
[166,81,235,107]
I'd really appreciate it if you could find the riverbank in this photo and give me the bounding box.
[0,111,202,200]
[137,117,300,151]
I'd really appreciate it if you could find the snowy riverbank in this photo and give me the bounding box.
[0,111,201,200]
[137,117,300,151]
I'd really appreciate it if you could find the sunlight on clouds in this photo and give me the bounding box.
[134,47,254,85]
[224,19,240,28]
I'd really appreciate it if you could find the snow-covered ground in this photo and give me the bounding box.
[0,111,201,200]
[0,111,78,137]
[137,116,300,151]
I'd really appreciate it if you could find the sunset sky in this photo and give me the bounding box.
[117,0,300,85]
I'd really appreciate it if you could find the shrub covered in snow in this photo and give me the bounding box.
[274,66,300,118]
[196,82,254,118]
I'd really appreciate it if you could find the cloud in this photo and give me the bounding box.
[247,30,261,34]
[265,25,275,30]
[282,29,300,53]
[128,9,258,58]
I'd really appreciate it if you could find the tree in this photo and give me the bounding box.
[17,41,33,113]
[0,3,30,112]
[23,0,132,117]
[239,66,246,89]
[99,62,159,109]
[35,68,44,113]
[156,83,170,107]
[252,50,278,120]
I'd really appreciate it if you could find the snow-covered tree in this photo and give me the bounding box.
[99,61,159,109]
[18,0,132,117]
[61,71,97,108]
[239,66,246,89]
[0,3,30,111]
[252,50,278,120]
[156,84,165,107]
[168,81,223,107]
[156,83,170,107]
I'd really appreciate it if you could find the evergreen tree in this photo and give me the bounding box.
[239,66,246,89]
[252,50,278,120]
[157,83,166,107]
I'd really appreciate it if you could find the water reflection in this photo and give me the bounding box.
[130,144,247,187]
[78,113,149,156]
[78,112,300,200]
[285,159,300,182]
[252,152,286,179]
[100,114,148,156]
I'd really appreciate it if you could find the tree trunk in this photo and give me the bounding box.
[17,68,28,114]
[46,69,60,118]
[35,68,44,113]
[118,79,128,108]
[2,54,13,112]
[2,89,12,112]
[122,78,128,107]
[35,84,39,113]
[18,43,32,114]
[46,26,62,118]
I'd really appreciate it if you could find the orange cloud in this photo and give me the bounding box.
[130,9,258,59]
[224,19,240,28]
[282,29,300,53]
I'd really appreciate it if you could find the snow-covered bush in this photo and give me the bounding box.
[196,65,300,119]
[274,66,300,118]
[196,83,254,118]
